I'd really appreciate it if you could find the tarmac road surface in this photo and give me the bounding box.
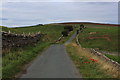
[20,32,82,78]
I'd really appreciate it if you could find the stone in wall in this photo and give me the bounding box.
[2,31,44,54]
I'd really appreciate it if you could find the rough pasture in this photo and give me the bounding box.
[78,24,119,52]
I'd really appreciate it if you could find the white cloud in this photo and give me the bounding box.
[1,2,118,27]
[2,0,120,2]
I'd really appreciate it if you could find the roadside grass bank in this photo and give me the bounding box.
[78,24,119,52]
[2,41,51,79]
[65,42,119,79]
[105,54,120,64]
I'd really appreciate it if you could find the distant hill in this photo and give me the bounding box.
[57,22,119,27]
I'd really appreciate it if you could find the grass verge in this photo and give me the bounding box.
[65,42,119,79]
[2,41,51,79]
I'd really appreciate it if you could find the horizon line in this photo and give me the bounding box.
[1,21,119,28]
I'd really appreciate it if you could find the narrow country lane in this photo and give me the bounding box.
[20,32,82,78]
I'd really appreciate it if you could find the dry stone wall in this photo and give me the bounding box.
[90,48,120,68]
[76,30,120,73]
[2,31,44,50]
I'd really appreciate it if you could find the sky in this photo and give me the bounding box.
[0,0,119,27]
[1,0,120,2]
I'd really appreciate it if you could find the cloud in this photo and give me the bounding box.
[0,18,8,20]
[1,2,118,27]
[2,0,120,2]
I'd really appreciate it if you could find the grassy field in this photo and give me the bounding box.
[2,24,79,43]
[2,24,65,42]
[78,24,119,52]
[65,42,119,79]
[105,54,120,64]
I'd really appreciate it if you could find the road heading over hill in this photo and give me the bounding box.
[20,32,81,78]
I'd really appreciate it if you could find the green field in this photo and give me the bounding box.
[78,24,119,52]
[2,24,65,42]
[105,54,120,64]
